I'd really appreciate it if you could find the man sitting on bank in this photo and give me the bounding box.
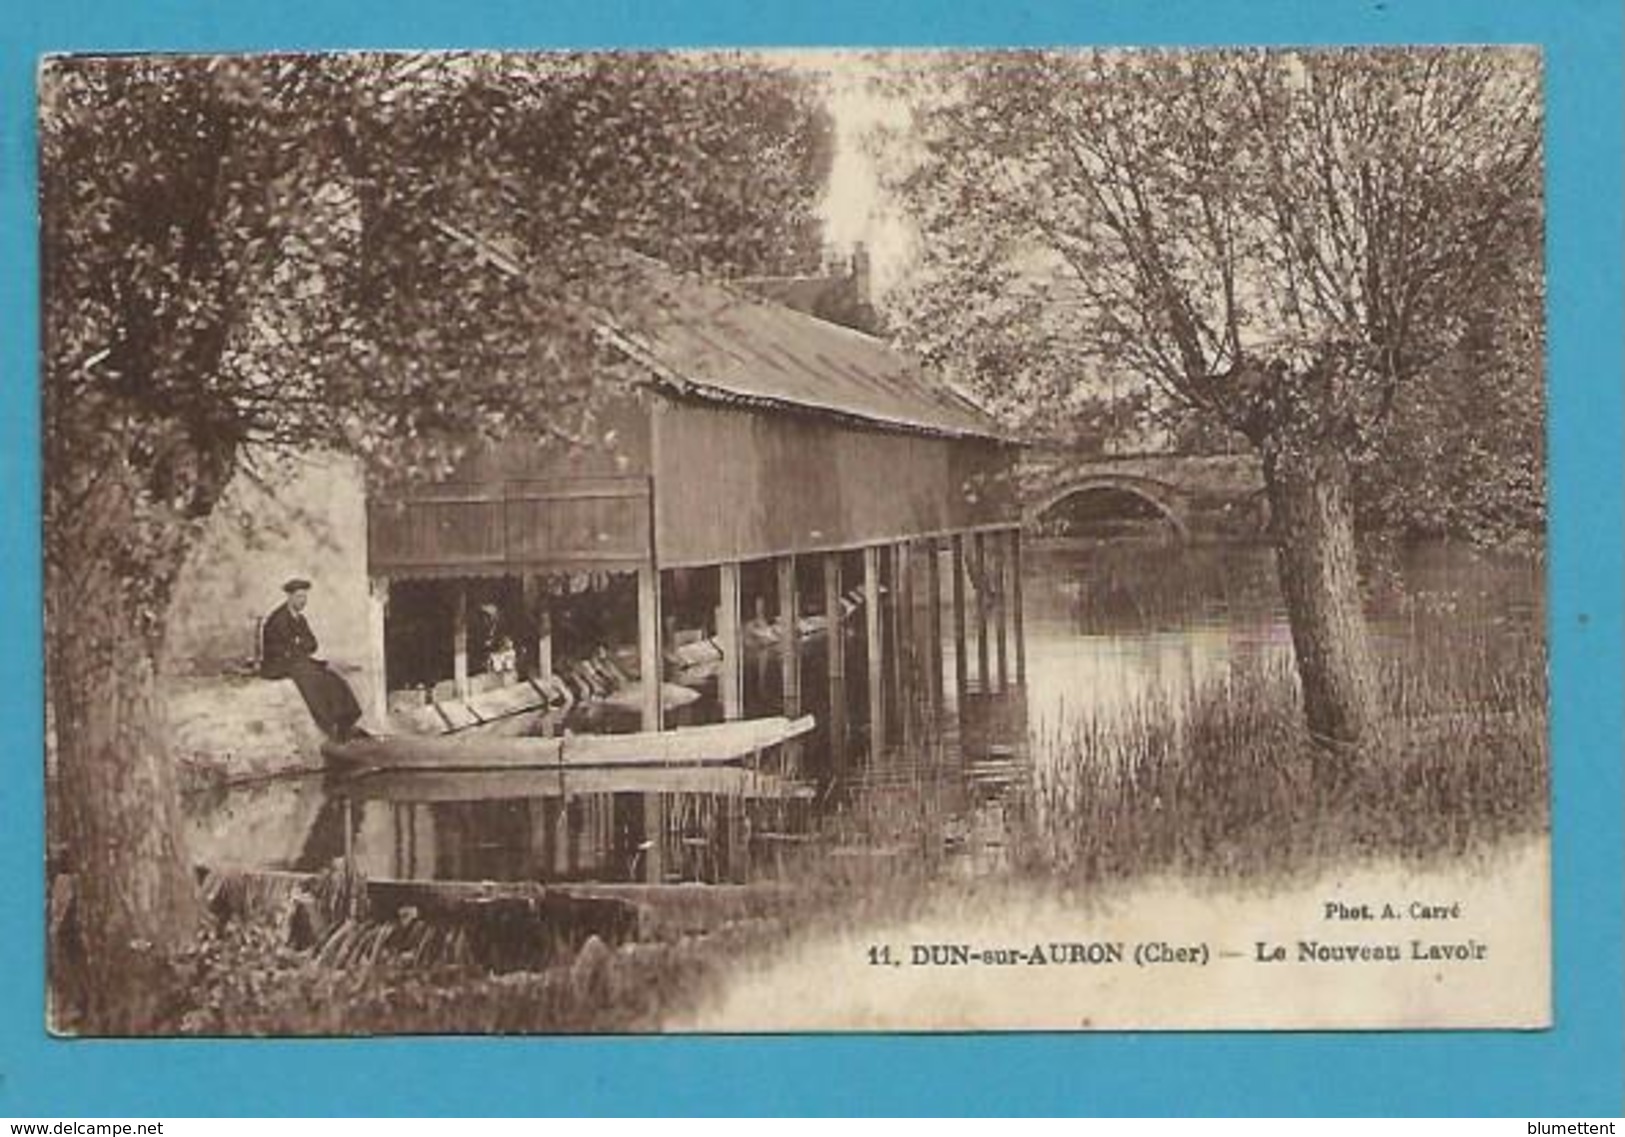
[261,577,368,741]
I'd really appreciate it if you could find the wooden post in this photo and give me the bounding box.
[994,531,1009,692]
[951,534,968,702]
[413,804,428,880]
[1012,528,1027,686]
[528,799,551,879]
[638,564,663,731]
[823,553,847,779]
[366,576,389,726]
[642,795,664,885]
[718,562,743,721]
[588,797,607,875]
[342,796,355,875]
[777,556,801,719]
[895,541,913,752]
[886,545,904,753]
[523,575,553,680]
[973,532,990,694]
[391,804,404,879]
[553,796,571,879]
[823,554,845,679]
[535,609,553,682]
[926,539,943,716]
[723,795,745,883]
[637,563,664,883]
[864,544,884,763]
[405,804,418,880]
[451,583,469,699]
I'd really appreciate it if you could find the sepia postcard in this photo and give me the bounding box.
[40,46,1550,1038]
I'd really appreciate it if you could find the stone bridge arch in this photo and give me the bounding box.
[1019,451,1267,541]
[1024,474,1192,540]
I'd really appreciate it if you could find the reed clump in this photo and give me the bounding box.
[1019,626,1547,884]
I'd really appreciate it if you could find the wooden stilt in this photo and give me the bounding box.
[386,799,399,877]
[824,553,845,678]
[522,575,553,680]
[366,576,389,726]
[584,798,603,876]
[973,532,990,694]
[778,555,803,774]
[638,564,662,732]
[537,609,554,680]
[411,804,430,880]
[723,795,746,883]
[553,796,571,879]
[641,794,664,885]
[951,533,968,702]
[886,546,904,752]
[896,541,913,752]
[342,796,355,876]
[926,539,943,717]
[823,553,847,780]
[718,562,743,720]
[637,563,664,884]
[529,799,551,879]
[778,556,801,719]
[406,803,419,880]
[994,531,1009,692]
[864,545,884,763]
[1012,528,1027,686]
[570,798,586,877]
[452,583,469,699]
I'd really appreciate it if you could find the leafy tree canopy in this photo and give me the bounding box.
[42,51,835,646]
[881,48,1543,540]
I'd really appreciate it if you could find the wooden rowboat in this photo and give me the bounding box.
[322,713,816,773]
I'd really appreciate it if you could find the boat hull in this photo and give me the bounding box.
[322,714,816,772]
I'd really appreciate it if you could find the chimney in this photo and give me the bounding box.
[821,242,843,276]
[850,241,872,307]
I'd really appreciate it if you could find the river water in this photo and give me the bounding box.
[1020,537,1543,739]
[185,536,1544,885]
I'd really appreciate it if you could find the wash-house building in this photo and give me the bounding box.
[354,253,1025,879]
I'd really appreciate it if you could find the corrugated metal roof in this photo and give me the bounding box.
[600,256,1010,441]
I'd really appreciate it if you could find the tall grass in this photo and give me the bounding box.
[1021,621,1548,884]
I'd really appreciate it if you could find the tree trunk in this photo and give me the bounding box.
[47,562,200,1034]
[1262,443,1387,762]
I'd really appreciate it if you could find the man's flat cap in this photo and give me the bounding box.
[283,577,313,593]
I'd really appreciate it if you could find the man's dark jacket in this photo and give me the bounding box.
[261,601,362,737]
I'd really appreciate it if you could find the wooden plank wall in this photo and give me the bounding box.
[653,401,1019,568]
[368,487,508,574]
[367,392,655,576]
[368,479,651,576]
[366,391,1019,577]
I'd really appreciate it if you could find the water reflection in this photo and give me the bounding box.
[325,766,809,885]
[1023,541,1291,738]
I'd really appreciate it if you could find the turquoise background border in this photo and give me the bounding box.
[2,0,1619,1117]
